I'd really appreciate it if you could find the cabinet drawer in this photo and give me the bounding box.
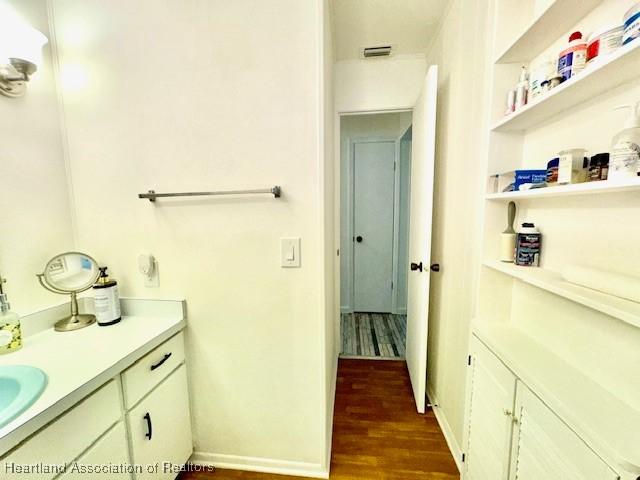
[122,332,185,409]
[59,422,131,480]
[1,379,121,480]
[127,364,192,480]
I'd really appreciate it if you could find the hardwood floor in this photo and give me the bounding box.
[180,359,458,480]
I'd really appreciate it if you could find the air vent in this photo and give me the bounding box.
[362,45,392,58]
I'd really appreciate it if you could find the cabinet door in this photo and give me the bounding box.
[509,382,618,480]
[464,337,517,480]
[59,422,131,480]
[127,364,193,480]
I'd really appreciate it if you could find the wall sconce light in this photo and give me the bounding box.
[0,3,48,98]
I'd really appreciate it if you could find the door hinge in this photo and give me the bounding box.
[467,355,472,366]
[391,281,394,290]
[394,161,397,171]
[462,453,466,463]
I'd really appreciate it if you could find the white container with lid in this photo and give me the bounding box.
[558,31,587,81]
[587,24,624,63]
[623,2,640,45]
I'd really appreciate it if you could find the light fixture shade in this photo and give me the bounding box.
[0,2,48,68]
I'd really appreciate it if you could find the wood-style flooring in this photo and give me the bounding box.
[180,359,458,480]
[341,313,406,359]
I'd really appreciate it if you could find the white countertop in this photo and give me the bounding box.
[472,320,640,476]
[0,298,186,457]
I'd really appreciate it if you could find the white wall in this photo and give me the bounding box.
[423,0,490,459]
[0,0,75,315]
[335,54,427,113]
[339,112,412,313]
[51,0,332,476]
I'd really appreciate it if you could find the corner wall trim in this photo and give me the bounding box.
[426,387,463,473]
[190,452,328,479]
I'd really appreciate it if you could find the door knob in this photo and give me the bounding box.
[410,262,423,272]
[430,263,440,272]
[355,236,363,243]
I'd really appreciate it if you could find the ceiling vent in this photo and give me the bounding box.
[362,45,392,58]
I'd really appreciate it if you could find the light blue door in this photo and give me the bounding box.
[353,140,396,312]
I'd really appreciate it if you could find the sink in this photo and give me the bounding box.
[0,365,47,428]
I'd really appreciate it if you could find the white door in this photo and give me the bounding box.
[464,338,517,480]
[406,65,438,413]
[509,383,618,480]
[353,140,396,312]
[128,364,193,480]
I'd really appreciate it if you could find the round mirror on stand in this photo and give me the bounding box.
[37,252,100,332]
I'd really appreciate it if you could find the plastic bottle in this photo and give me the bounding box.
[609,101,640,180]
[0,280,22,354]
[514,66,528,110]
[93,266,121,326]
[558,31,587,81]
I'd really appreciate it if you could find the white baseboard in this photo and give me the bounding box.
[427,387,463,474]
[190,452,328,479]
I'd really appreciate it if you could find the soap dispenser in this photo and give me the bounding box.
[93,267,121,326]
[0,275,22,354]
[609,101,640,180]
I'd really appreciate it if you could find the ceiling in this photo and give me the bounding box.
[330,0,449,61]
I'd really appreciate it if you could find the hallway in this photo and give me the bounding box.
[181,359,458,480]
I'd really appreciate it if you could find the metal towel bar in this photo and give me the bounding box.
[138,186,281,202]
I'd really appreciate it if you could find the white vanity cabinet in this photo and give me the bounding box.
[122,331,192,480]
[0,328,192,480]
[58,422,131,480]
[463,335,621,480]
[127,364,192,480]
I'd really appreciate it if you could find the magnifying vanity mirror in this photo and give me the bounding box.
[37,252,100,332]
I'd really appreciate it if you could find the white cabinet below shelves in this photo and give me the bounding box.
[127,364,193,480]
[464,338,517,480]
[463,334,622,480]
[509,383,618,480]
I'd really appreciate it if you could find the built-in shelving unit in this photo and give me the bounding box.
[485,177,640,200]
[483,260,640,329]
[472,1,640,476]
[495,0,603,64]
[492,40,640,132]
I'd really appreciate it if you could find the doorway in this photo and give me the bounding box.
[340,111,412,359]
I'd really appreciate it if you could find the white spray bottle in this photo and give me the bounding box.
[609,101,640,181]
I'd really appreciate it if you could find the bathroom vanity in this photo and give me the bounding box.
[0,298,191,480]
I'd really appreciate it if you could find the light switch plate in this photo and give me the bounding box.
[281,238,301,268]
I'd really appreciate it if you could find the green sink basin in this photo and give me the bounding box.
[0,365,47,428]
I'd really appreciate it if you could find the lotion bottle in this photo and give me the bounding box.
[93,267,121,326]
[0,277,22,354]
[609,101,640,180]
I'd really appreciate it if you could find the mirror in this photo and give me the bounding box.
[37,252,100,332]
[1,0,76,315]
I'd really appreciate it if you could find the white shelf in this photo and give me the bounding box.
[491,40,640,132]
[472,320,640,474]
[485,178,640,201]
[495,0,603,64]
[483,260,640,329]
